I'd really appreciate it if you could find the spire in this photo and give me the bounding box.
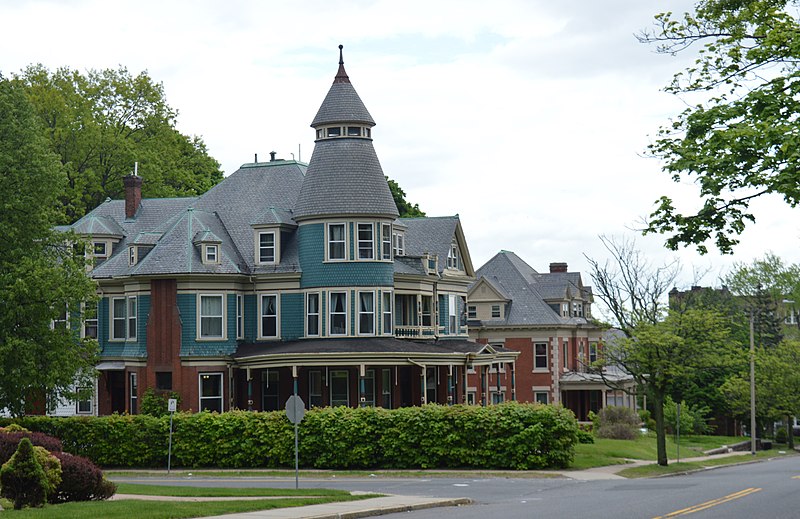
[334,44,349,84]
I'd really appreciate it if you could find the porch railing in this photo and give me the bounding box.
[394,325,438,338]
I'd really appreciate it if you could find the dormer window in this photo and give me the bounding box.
[128,246,137,266]
[447,240,462,270]
[204,244,218,264]
[258,231,276,264]
[423,253,438,274]
[393,231,405,256]
[93,241,107,258]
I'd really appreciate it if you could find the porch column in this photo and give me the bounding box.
[480,365,487,407]
[496,363,501,403]
[292,365,298,396]
[602,389,608,408]
[359,364,366,407]
[420,365,427,405]
[510,362,516,401]
[463,364,469,404]
[447,365,454,405]
[246,368,253,411]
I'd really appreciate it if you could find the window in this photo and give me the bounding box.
[535,391,549,404]
[363,369,376,406]
[357,223,374,260]
[205,244,218,264]
[83,302,98,339]
[262,370,280,411]
[492,391,505,405]
[447,240,461,269]
[326,127,341,137]
[76,387,92,414]
[52,305,68,330]
[448,294,457,334]
[572,301,583,317]
[347,126,361,136]
[309,370,323,407]
[156,371,172,390]
[589,343,598,363]
[199,295,224,339]
[128,246,137,266]
[561,303,569,317]
[307,293,320,336]
[260,294,278,338]
[330,370,349,406]
[129,372,138,414]
[258,231,275,263]
[329,292,347,335]
[93,241,107,257]
[236,295,243,339]
[199,373,223,413]
[112,297,126,340]
[393,232,404,256]
[358,292,375,335]
[421,296,433,327]
[467,305,477,319]
[382,292,392,335]
[127,296,137,340]
[328,224,346,260]
[381,368,392,408]
[562,341,568,369]
[425,367,437,404]
[534,343,548,370]
[381,223,392,260]
[491,305,501,318]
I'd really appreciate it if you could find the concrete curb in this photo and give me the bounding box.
[301,497,472,519]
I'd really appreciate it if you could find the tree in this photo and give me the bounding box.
[640,0,800,253]
[387,177,425,217]
[587,237,733,466]
[0,76,99,417]
[15,65,223,223]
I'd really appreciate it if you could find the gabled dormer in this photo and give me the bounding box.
[193,230,222,266]
[251,207,297,267]
[466,277,511,321]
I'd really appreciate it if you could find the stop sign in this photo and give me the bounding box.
[285,395,306,424]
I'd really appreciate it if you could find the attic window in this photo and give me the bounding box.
[327,127,341,137]
[447,240,461,270]
[347,126,361,136]
[93,242,107,257]
[128,246,137,267]
[491,305,501,318]
[205,245,218,264]
[467,305,476,319]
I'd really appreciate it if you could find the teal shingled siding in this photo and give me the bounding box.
[244,294,257,341]
[298,223,394,288]
[177,293,237,357]
[99,295,148,357]
[281,293,303,340]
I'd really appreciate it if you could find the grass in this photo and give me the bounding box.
[570,433,748,470]
[0,485,378,518]
[107,468,561,479]
[618,449,793,478]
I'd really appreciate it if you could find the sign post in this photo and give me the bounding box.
[167,398,177,474]
[285,395,305,489]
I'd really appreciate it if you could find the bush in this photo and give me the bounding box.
[638,409,656,431]
[663,398,711,435]
[596,406,639,440]
[576,428,595,444]
[0,424,30,433]
[140,388,181,417]
[50,452,116,503]
[775,426,788,444]
[0,431,63,465]
[0,438,49,509]
[32,446,62,497]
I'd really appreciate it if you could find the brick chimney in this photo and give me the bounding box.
[123,173,142,219]
[549,262,568,273]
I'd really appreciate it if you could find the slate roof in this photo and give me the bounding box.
[233,338,488,358]
[400,216,459,274]
[310,50,375,127]
[473,251,593,327]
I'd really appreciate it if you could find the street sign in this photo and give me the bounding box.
[168,398,177,412]
[285,395,306,424]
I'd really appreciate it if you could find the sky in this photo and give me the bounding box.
[3,0,799,299]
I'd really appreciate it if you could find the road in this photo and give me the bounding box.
[114,455,800,518]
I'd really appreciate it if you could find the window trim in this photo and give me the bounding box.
[198,372,224,413]
[306,292,321,337]
[589,342,598,364]
[82,301,98,339]
[75,386,93,415]
[127,296,137,341]
[381,223,392,261]
[92,241,108,258]
[257,230,277,264]
[329,291,348,336]
[330,369,350,407]
[198,293,225,340]
[382,291,393,335]
[356,222,375,260]
[467,305,477,319]
[534,342,549,371]
[128,246,137,267]
[326,223,347,261]
[259,294,279,339]
[392,231,405,256]
[236,295,244,339]
[448,294,457,334]
[534,391,549,404]
[491,304,501,318]
[204,244,218,264]
[358,291,375,336]
[111,297,127,341]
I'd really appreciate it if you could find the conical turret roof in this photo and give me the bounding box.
[310,45,375,127]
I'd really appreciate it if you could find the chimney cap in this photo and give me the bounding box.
[549,262,568,273]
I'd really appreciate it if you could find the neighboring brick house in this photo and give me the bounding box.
[60,47,518,416]
[467,251,634,420]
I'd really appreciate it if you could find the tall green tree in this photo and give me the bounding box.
[387,177,425,217]
[640,0,800,253]
[0,76,98,417]
[15,65,223,223]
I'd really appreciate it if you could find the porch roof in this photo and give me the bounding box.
[232,337,519,368]
[559,370,635,391]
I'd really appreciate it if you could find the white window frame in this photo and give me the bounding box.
[327,223,347,261]
[534,342,549,371]
[589,342,598,364]
[306,292,320,337]
[393,232,405,256]
[198,294,225,340]
[381,223,392,261]
[259,294,279,339]
[448,294,457,334]
[358,291,375,336]
[257,231,277,264]
[111,297,127,341]
[329,291,348,336]
[128,246,137,266]
[82,301,98,339]
[76,386,93,414]
[127,296,137,341]
[447,240,461,270]
[467,305,477,319]
[357,222,374,260]
[382,291,393,335]
[204,244,218,264]
[561,302,569,317]
[236,295,243,339]
[534,391,549,404]
[92,241,108,258]
[51,305,69,330]
[199,372,224,413]
[491,304,501,318]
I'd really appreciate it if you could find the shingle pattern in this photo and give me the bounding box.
[310,74,375,127]
[393,256,426,276]
[399,216,458,274]
[71,214,125,237]
[233,337,485,358]
[294,139,398,219]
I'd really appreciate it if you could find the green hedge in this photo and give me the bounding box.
[0,402,578,470]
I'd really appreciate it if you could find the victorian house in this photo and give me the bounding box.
[62,47,518,416]
[467,251,634,421]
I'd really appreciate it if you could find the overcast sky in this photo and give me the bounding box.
[4,0,799,300]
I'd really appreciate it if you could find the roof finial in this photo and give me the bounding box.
[338,44,344,65]
[334,44,350,84]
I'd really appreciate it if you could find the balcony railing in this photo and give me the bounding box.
[395,325,438,338]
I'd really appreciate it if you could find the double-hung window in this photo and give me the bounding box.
[199,295,224,339]
[448,294,457,333]
[112,298,127,340]
[307,293,320,336]
[261,294,278,338]
[393,232,404,256]
[127,296,137,340]
[447,240,461,269]
[83,302,98,339]
[358,292,375,335]
[258,231,275,263]
[329,292,347,335]
[357,223,374,259]
[491,305,501,318]
[382,292,392,335]
[534,343,548,370]
[328,223,346,260]
[236,295,243,339]
[76,387,92,414]
[589,343,598,363]
[381,223,392,260]
[199,373,223,413]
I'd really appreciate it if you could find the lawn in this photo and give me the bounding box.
[0,485,378,518]
[618,449,793,478]
[570,433,747,470]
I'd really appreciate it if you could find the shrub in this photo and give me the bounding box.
[50,452,116,503]
[0,424,30,433]
[0,438,48,509]
[32,446,62,497]
[576,428,595,444]
[775,426,788,444]
[0,431,63,465]
[638,409,656,431]
[663,398,711,435]
[596,406,639,440]
[140,388,181,417]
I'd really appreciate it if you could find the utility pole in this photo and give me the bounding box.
[750,310,756,455]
